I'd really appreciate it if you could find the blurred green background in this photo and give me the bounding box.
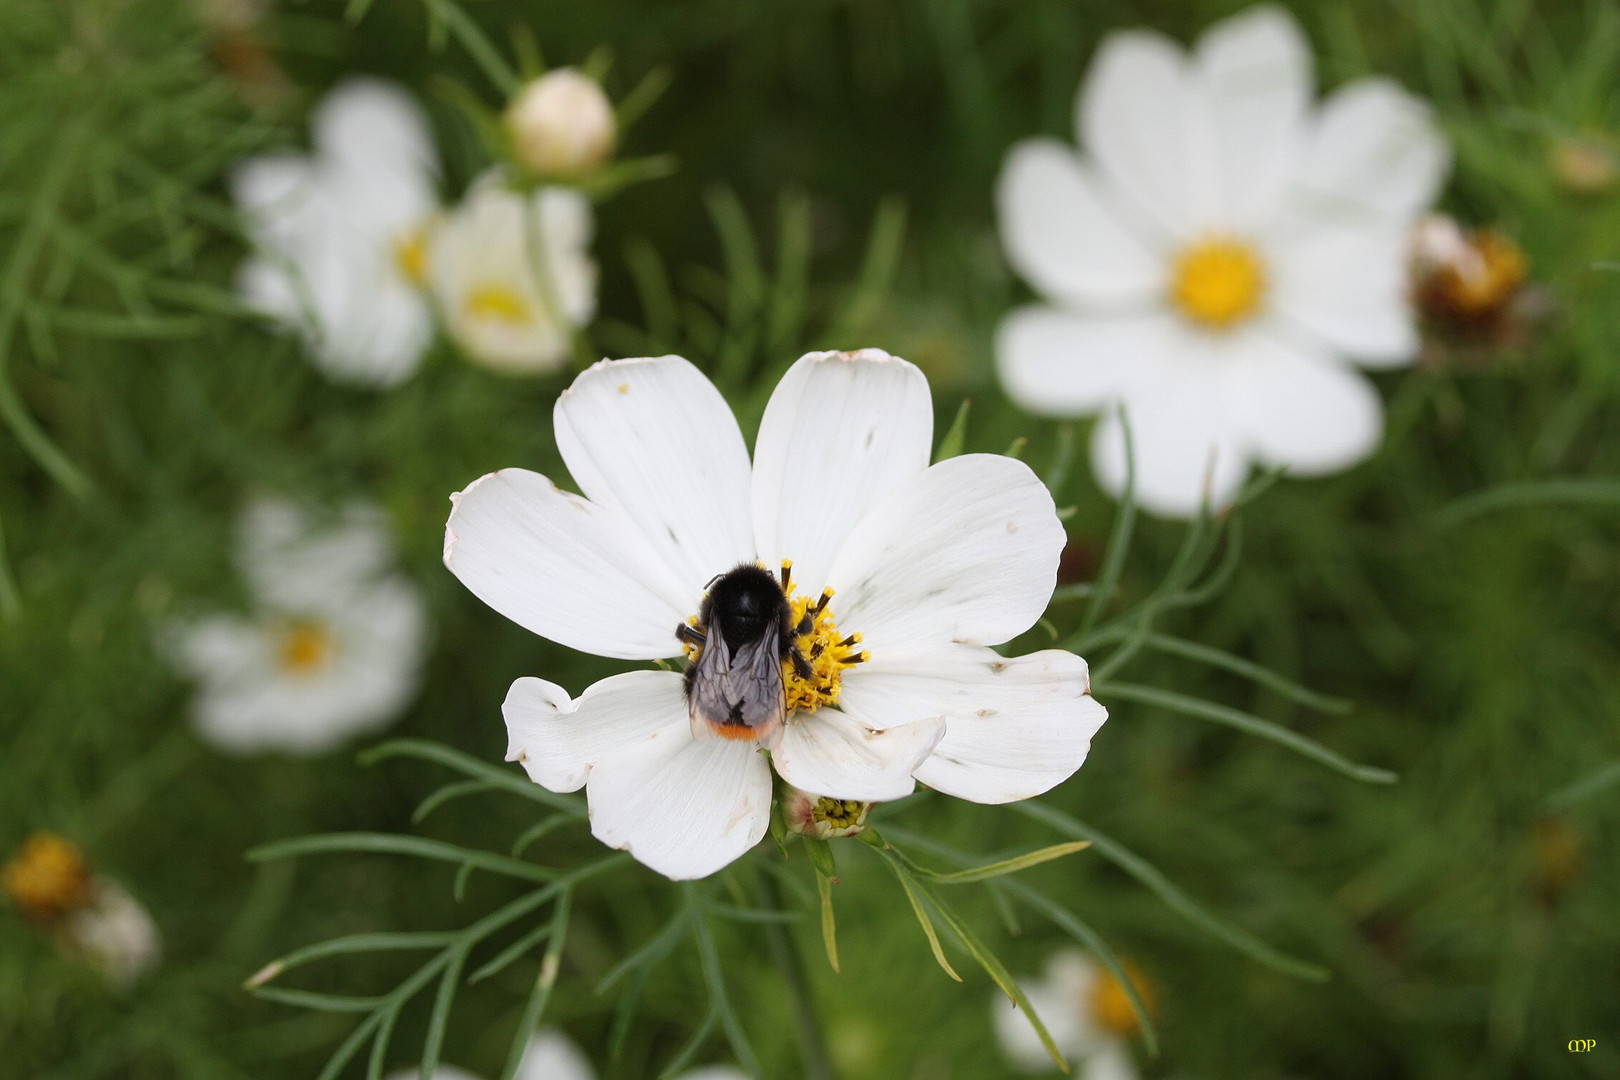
[2,0,1618,1077]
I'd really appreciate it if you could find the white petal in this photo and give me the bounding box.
[992,972,1088,1072]
[231,154,315,225]
[516,1030,596,1080]
[1291,77,1449,227]
[1081,1045,1140,1080]
[554,356,754,591]
[504,670,687,793]
[674,1070,751,1080]
[1229,329,1384,474]
[1079,30,1215,237]
[840,645,1105,803]
[996,308,1172,418]
[1194,4,1312,227]
[996,140,1163,306]
[770,710,943,802]
[312,78,438,178]
[443,469,691,660]
[587,723,772,880]
[752,350,932,597]
[238,499,394,612]
[1090,348,1251,519]
[1270,222,1419,365]
[827,454,1065,653]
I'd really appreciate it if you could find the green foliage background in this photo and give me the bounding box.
[1,0,1618,1077]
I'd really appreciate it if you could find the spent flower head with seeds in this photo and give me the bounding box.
[444,350,1107,879]
[232,78,439,387]
[994,4,1449,517]
[428,171,597,375]
[164,499,429,754]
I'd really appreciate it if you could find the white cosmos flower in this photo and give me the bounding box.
[232,78,438,387]
[995,4,1449,517]
[385,1029,745,1080]
[167,498,429,754]
[445,350,1107,880]
[994,951,1145,1079]
[428,173,596,375]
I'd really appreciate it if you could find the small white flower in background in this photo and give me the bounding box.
[995,4,1449,517]
[385,1029,745,1080]
[994,951,1152,1079]
[428,172,596,375]
[784,785,871,839]
[506,68,617,179]
[445,350,1107,880]
[166,499,429,754]
[232,78,438,387]
[3,833,161,989]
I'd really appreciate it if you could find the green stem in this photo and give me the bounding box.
[755,867,836,1080]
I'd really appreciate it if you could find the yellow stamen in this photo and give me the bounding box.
[393,227,430,287]
[1170,237,1266,329]
[464,284,533,325]
[277,621,333,675]
[1089,959,1155,1038]
[811,797,868,831]
[783,581,865,713]
[3,833,91,922]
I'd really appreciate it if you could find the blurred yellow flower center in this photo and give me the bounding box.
[1171,238,1266,329]
[1089,961,1154,1038]
[464,284,533,325]
[1438,231,1527,315]
[393,226,430,286]
[277,621,334,675]
[3,832,91,921]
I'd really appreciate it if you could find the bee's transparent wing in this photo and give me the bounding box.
[688,625,786,741]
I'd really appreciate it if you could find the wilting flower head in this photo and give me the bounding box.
[386,1029,744,1080]
[995,5,1449,517]
[4,833,161,988]
[784,785,871,839]
[428,173,596,375]
[445,350,1107,879]
[232,78,439,387]
[505,68,617,179]
[1409,212,1546,363]
[993,950,1154,1078]
[165,499,429,754]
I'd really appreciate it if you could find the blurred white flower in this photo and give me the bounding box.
[232,78,438,387]
[993,951,1150,1078]
[428,174,596,375]
[445,350,1107,880]
[3,833,160,989]
[506,68,617,179]
[166,499,429,754]
[995,5,1449,517]
[386,1029,744,1080]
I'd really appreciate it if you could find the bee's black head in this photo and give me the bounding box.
[702,563,790,647]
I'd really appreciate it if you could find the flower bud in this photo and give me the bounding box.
[784,787,871,839]
[505,69,616,179]
[1551,135,1618,196]
[4,833,160,987]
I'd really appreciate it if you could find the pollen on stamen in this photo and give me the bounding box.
[783,580,862,714]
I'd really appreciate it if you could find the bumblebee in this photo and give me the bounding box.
[677,563,818,748]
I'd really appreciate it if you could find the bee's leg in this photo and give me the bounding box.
[795,611,814,636]
[788,645,814,680]
[676,623,706,648]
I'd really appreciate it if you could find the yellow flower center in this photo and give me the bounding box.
[1170,238,1266,329]
[277,620,333,676]
[3,833,91,921]
[393,226,430,287]
[1089,960,1154,1038]
[464,284,533,325]
[781,565,868,713]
